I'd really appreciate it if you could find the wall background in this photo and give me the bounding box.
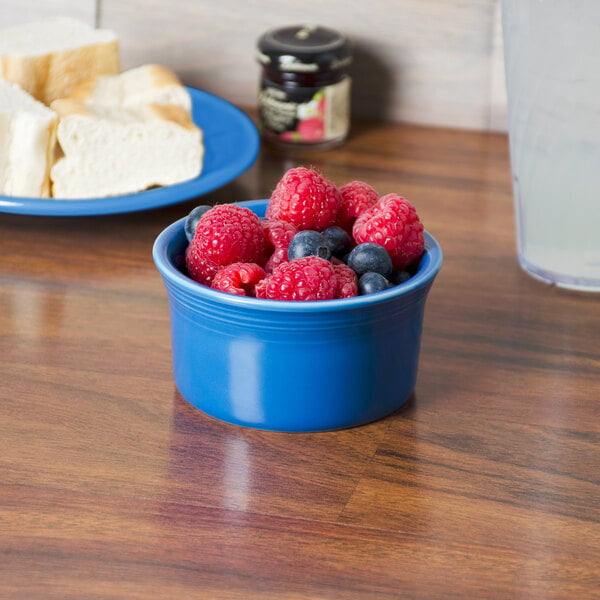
[1,0,508,131]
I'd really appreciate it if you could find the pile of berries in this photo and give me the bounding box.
[183,167,425,301]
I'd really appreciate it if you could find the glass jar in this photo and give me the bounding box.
[256,24,352,150]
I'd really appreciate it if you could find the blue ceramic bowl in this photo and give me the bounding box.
[153,199,442,432]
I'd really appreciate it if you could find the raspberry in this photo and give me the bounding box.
[211,263,266,296]
[324,178,343,219]
[261,218,297,273]
[333,263,358,298]
[263,249,288,274]
[266,167,339,231]
[185,204,265,285]
[337,181,379,231]
[352,194,424,270]
[255,256,337,301]
[262,219,298,254]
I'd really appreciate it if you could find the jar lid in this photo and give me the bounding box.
[257,25,352,73]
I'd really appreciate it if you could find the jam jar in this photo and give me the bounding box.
[256,24,352,149]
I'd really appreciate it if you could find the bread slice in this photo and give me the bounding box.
[0,79,57,197]
[50,64,203,198]
[67,64,192,113]
[0,17,119,106]
[50,100,204,199]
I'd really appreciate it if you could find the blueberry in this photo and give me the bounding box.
[288,230,332,261]
[389,269,412,285]
[347,243,393,277]
[322,226,351,259]
[358,272,391,295]
[184,204,212,242]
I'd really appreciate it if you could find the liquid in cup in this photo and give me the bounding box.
[502,1,600,291]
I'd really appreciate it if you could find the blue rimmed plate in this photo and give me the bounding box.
[0,87,260,217]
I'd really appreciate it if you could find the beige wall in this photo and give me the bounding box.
[1,0,507,131]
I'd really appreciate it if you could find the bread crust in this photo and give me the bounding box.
[1,39,120,105]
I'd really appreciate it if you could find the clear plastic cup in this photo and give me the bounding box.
[502,0,600,291]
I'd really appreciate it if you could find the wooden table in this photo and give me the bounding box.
[1,117,599,599]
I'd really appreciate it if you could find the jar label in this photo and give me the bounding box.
[258,78,351,144]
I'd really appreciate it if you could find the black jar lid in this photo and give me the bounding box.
[257,25,352,73]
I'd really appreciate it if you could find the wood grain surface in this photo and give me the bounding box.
[1,116,599,599]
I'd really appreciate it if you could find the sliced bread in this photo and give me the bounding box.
[50,100,203,199]
[0,79,57,197]
[50,64,203,198]
[0,17,120,105]
[67,64,192,113]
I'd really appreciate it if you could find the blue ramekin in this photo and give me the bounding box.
[153,199,442,432]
